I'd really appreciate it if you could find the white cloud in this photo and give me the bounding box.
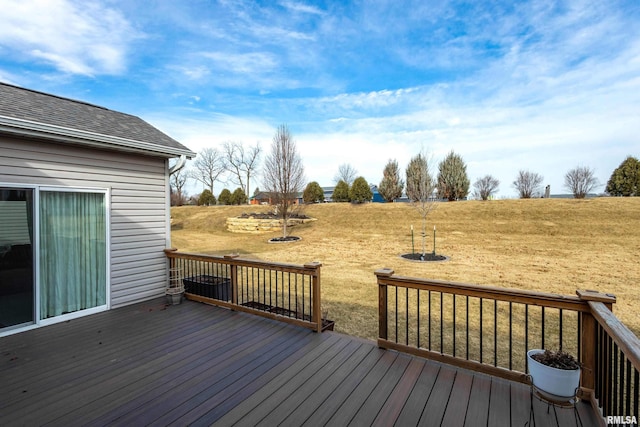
[0,0,138,76]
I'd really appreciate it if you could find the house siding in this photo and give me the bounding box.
[0,136,170,308]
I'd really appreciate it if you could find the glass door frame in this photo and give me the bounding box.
[0,183,37,332]
[0,183,110,336]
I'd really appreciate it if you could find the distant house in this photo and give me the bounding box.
[321,184,385,203]
[0,82,195,336]
[369,184,385,203]
[322,186,334,202]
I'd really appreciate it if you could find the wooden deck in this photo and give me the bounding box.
[1,299,601,426]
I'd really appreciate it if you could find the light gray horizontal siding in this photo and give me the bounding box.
[1,136,171,309]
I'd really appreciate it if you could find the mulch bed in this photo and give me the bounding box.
[268,236,301,243]
[401,253,449,262]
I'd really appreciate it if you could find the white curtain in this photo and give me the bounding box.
[40,191,106,319]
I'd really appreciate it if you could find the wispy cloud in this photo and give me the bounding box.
[1,0,637,197]
[0,0,138,76]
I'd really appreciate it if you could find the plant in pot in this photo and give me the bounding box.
[527,349,581,402]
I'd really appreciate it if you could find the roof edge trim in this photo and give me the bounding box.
[0,115,196,158]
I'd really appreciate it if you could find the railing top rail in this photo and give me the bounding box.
[374,269,614,312]
[165,249,322,276]
[589,300,640,369]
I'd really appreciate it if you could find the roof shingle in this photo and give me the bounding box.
[0,82,193,156]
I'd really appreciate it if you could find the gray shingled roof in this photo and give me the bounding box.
[0,82,193,156]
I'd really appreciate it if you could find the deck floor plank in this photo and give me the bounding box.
[300,346,385,427]
[488,377,512,426]
[419,364,458,427]
[371,357,426,426]
[256,339,364,426]
[440,368,474,426]
[348,353,413,426]
[0,299,603,427]
[184,334,334,426]
[3,308,248,425]
[393,361,441,426]
[276,343,375,427]
[464,373,492,427]
[324,351,401,426]
[100,320,307,426]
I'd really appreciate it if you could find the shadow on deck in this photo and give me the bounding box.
[0,299,601,426]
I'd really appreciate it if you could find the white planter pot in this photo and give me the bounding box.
[165,288,184,305]
[527,349,581,400]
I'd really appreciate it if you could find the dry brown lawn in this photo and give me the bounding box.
[171,198,640,341]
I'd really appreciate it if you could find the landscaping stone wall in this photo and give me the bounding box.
[226,216,316,233]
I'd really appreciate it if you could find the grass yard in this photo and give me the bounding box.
[170,198,640,341]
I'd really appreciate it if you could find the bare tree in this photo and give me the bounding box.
[564,166,599,198]
[473,175,500,200]
[406,152,437,257]
[169,165,188,206]
[190,148,225,194]
[513,170,544,198]
[222,141,262,204]
[263,125,305,238]
[334,163,357,185]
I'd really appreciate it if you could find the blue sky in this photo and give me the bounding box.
[1,0,639,197]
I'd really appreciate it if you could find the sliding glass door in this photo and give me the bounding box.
[0,187,107,333]
[0,188,34,329]
[39,191,106,319]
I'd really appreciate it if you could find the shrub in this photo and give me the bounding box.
[218,188,232,205]
[198,189,217,206]
[473,175,500,200]
[332,180,350,202]
[513,170,544,198]
[349,177,373,203]
[230,187,248,205]
[303,181,325,203]
[606,156,639,196]
[565,166,599,198]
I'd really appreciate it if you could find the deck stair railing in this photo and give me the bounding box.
[375,268,640,421]
[165,249,323,332]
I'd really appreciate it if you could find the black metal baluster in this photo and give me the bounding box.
[417,290,421,349]
[509,302,513,371]
[428,290,432,351]
[466,296,469,360]
[395,286,398,343]
[440,292,443,353]
[626,359,632,417]
[480,297,483,363]
[405,287,409,346]
[494,300,497,367]
[541,307,546,350]
[634,369,639,422]
[453,294,456,357]
[559,309,563,351]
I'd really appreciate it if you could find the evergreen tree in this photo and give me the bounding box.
[349,177,373,203]
[332,180,350,202]
[437,151,470,201]
[606,156,640,196]
[198,189,217,206]
[303,181,325,203]
[218,188,232,205]
[378,159,404,202]
[230,187,248,205]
